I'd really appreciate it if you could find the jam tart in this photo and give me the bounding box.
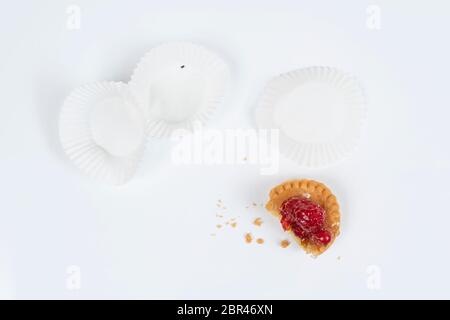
[265,179,340,256]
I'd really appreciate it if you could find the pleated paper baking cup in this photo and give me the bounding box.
[59,82,146,185]
[255,66,367,168]
[129,42,230,138]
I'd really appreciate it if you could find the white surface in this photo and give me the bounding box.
[1,0,450,299]
[255,66,366,167]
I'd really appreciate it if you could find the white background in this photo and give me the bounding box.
[1,0,450,299]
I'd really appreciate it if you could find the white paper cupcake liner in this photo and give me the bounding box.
[129,42,230,138]
[255,66,367,168]
[59,82,146,185]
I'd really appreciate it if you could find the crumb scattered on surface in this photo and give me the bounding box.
[253,217,263,226]
[337,256,341,261]
[280,240,290,248]
[256,238,264,244]
[245,233,253,243]
[231,222,237,228]
[216,224,222,229]
[216,214,223,218]
[210,233,216,237]
[252,202,257,207]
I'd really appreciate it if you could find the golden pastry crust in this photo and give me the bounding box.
[265,179,340,256]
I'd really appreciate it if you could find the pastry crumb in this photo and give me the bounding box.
[216,214,223,218]
[337,256,341,261]
[231,222,237,228]
[280,240,290,248]
[245,233,253,243]
[210,233,216,237]
[256,238,264,244]
[253,217,263,226]
[252,202,257,207]
[332,222,340,227]
[216,224,222,229]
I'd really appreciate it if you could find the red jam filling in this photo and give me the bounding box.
[279,197,332,245]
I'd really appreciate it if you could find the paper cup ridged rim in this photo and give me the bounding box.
[59,81,146,185]
[129,42,230,138]
[255,66,367,168]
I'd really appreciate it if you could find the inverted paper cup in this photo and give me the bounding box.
[129,42,230,138]
[255,66,367,168]
[59,82,146,185]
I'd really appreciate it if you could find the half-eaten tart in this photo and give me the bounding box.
[265,179,340,256]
